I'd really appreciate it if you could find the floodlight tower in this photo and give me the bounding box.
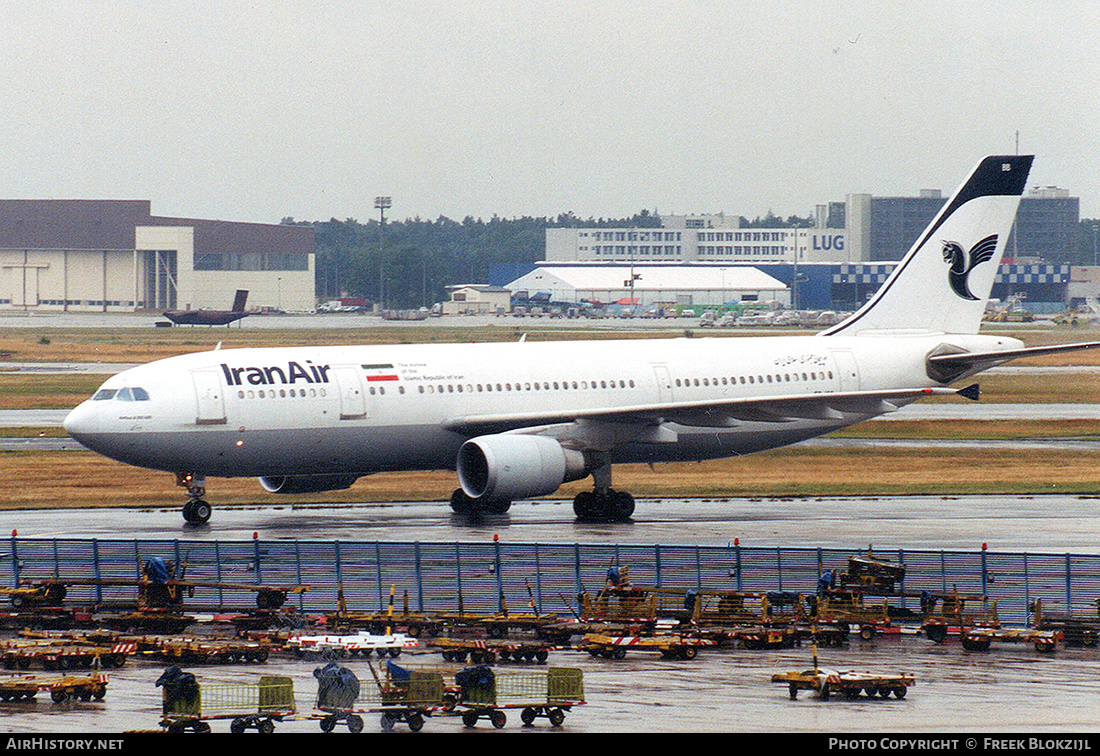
[375,196,392,310]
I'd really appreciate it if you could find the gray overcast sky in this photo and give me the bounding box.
[2,1,1097,225]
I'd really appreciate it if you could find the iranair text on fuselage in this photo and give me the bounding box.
[220,360,332,386]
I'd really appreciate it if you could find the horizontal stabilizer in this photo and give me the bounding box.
[928,341,1100,378]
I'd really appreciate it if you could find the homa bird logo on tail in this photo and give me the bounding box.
[942,234,999,300]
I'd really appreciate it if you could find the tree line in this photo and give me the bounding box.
[282,212,1100,309]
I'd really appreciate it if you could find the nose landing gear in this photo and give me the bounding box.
[176,473,212,525]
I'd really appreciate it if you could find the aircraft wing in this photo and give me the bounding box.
[443,386,958,438]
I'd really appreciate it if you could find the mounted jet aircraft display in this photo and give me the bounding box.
[65,156,1099,524]
[163,289,250,327]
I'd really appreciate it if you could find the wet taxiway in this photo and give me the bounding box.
[4,494,1099,553]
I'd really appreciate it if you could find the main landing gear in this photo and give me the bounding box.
[176,473,212,525]
[449,489,512,515]
[573,489,635,522]
[572,457,635,522]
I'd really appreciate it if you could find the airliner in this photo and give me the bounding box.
[64,155,1099,524]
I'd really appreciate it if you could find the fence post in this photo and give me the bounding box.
[494,538,503,613]
[574,543,582,596]
[734,539,742,592]
[252,532,263,585]
[295,541,304,612]
[1066,553,1072,609]
[8,531,17,588]
[898,548,905,611]
[534,544,543,615]
[1023,553,1030,625]
[455,542,463,612]
[980,543,988,597]
[214,541,224,607]
[414,542,423,613]
[92,540,102,605]
[373,542,381,612]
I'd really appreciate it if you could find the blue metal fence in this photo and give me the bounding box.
[6,535,1100,627]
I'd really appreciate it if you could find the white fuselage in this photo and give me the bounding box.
[63,330,1022,480]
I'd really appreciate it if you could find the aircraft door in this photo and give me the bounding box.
[331,365,366,420]
[192,369,227,425]
[832,350,861,392]
[652,364,673,403]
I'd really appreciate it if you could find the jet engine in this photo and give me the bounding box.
[259,474,360,494]
[457,434,588,502]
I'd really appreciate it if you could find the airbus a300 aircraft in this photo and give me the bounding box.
[65,155,1099,524]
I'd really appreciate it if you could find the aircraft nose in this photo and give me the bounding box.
[63,401,99,442]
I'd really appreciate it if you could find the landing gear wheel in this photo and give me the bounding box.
[573,489,635,522]
[450,488,474,514]
[612,490,635,520]
[183,499,211,525]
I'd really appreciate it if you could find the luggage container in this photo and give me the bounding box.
[157,668,295,733]
[452,666,585,728]
[314,660,444,733]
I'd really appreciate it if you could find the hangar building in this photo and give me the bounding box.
[506,263,789,308]
[0,200,314,314]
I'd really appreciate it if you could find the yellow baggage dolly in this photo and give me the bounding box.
[158,671,296,733]
[312,658,445,733]
[0,669,108,703]
[772,648,915,701]
[452,667,585,729]
[580,632,716,660]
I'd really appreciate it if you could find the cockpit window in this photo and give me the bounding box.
[117,387,151,402]
[92,389,117,401]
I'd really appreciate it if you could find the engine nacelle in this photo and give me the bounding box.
[259,474,360,494]
[457,434,588,502]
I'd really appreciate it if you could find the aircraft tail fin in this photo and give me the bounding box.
[822,155,1033,337]
[231,289,249,312]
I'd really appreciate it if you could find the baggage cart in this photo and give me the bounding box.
[958,627,1061,653]
[0,670,108,703]
[453,667,585,728]
[921,593,999,643]
[315,660,445,733]
[287,630,418,660]
[1030,598,1100,646]
[579,632,715,660]
[429,637,552,664]
[773,666,915,700]
[158,673,296,733]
